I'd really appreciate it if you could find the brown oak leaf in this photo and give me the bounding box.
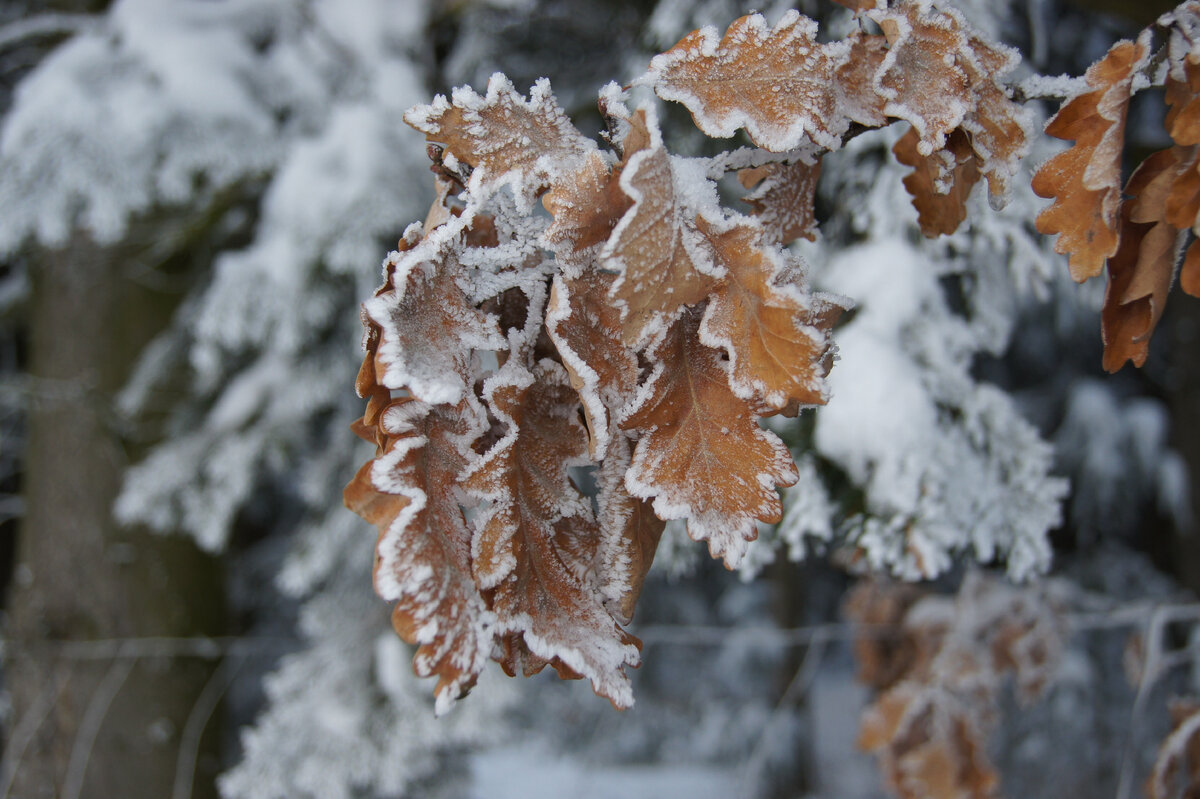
[738,160,822,245]
[1102,148,1184,372]
[1032,35,1150,282]
[541,108,652,258]
[893,126,981,237]
[697,216,842,411]
[405,74,596,208]
[602,111,720,346]
[639,11,850,151]
[362,227,506,404]
[464,360,640,707]
[546,271,639,460]
[595,430,666,625]
[621,307,799,567]
[834,30,890,130]
[850,575,1065,799]
[867,1,976,157]
[344,397,493,715]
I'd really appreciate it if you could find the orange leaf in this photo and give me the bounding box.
[1101,148,1184,372]
[1032,36,1149,282]
[362,231,506,405]
[640,11,850,151]
[602,112,720,346]
[405,74,596,208]
[868,2,976,156]
[621,307,799,567]
[738,159,822,245]
[595,431,666,624]
[464,360,640,707]
[893,126,981,237]
[344,398,493,714]
[546,270,639,459]
[697,216,842,411]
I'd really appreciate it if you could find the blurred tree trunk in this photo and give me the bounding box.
[3,229,223,799]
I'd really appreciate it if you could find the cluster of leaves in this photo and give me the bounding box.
[1032,1,1200,371]
[345,0,1200,714]
[846,574,1066,799]
[345,0,1054,712]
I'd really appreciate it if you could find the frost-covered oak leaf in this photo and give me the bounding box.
[463,360,640,708]
[362,233,506,405]
[697,217,842,411]
[344,398,494,715]
[1102,148,1184,372]
[621,308,799,567]
[638,11,850,152]
[893,126,981,237]
[867,1,974,156]
[595,432,665,625]
[546,271,639,460]
[850,575,1064,799]
[542,151,630,255]
[738,160,822,245]
[1032,36,1149,282]
[602,113,720,346]
[405,74,596,209]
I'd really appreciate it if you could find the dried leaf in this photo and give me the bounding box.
[850,574,1065,799]
[464,360,640,707]
[640,11,850,151]
[894,126,981,237]
[867,1,975,156]
[621,307,799,567]
[405,74,596,208]
[546,271,639,460]
[362,229,506,405]
[344,398,493,714]
[738,159,822,245]
[541,151,630,255]
[1032,36,1150,281]
[697,216,842,411]
[602,112,720,346]
[834,31,890,129]
[1102,148,1184,372]
[595,430,666,624]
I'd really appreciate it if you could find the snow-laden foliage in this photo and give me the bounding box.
[755,125,1069,582]
[219,545,516,799]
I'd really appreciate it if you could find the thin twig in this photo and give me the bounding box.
[739,627,831,795]
[172,656,244,799]
[0,667,64,799]
[61,654,135,799]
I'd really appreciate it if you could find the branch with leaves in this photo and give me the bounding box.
[344,0,1200,714]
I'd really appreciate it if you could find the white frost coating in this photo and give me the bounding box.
[362,220,507,405]
[404,73,596,212]
[637,11,853,152]
[1019,73,1091,100]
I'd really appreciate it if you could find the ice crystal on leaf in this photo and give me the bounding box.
[637,11,851,152]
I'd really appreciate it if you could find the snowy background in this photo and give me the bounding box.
[1,0,1198,797]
